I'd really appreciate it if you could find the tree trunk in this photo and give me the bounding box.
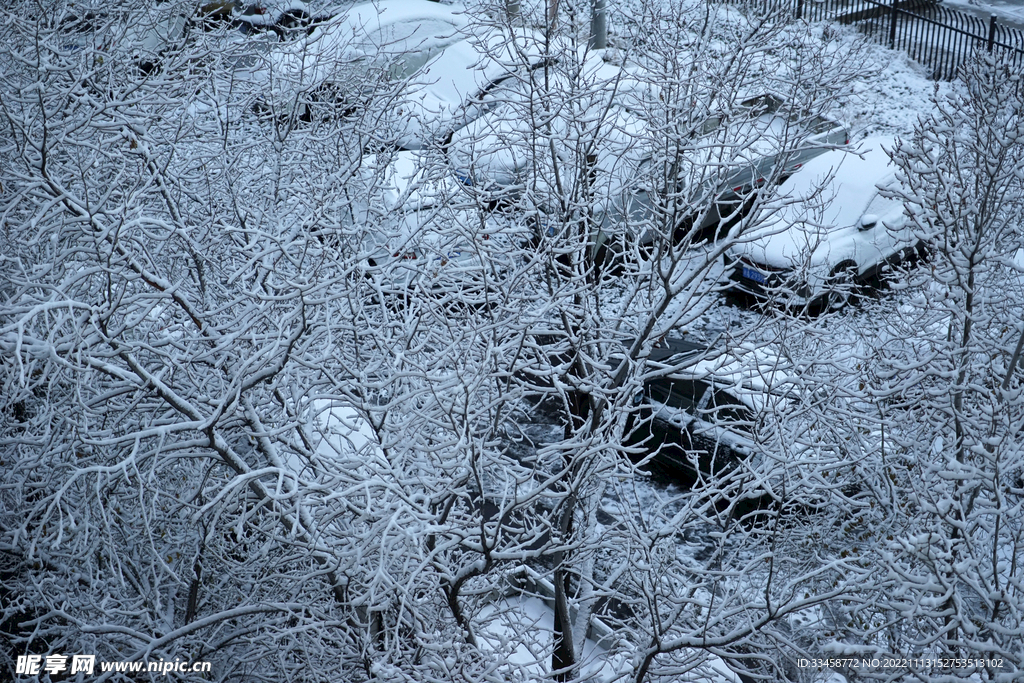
[548,0,559,34]
[551,495,577,681]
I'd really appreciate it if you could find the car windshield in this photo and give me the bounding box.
[703,389,756,427]
[648,338,708,363]
[408,32,548,106]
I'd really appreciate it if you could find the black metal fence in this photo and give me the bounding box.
[725,0,1024,80]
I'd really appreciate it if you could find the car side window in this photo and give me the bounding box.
[706,388,754,427]
[649,379,711,413]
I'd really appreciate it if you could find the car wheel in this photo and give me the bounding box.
[824,262,859,311]
[913,240,932,263]
[593,239,627,276]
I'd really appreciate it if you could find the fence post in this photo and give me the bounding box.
[988,14,997,52]
[888,0,898,49]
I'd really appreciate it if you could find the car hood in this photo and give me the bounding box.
[661,344,796,404]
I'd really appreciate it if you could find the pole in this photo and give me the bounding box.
[589,0,607,50]
[889,0,898,49]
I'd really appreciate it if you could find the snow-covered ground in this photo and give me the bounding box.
[826,24,950,141]
[943,0,1024,29]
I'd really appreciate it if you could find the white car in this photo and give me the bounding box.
[249,1,469,117]
[726,137,921,310]
[353,151,520,293]
[394,29,554,149]
[444,52,656,257]
[60,6,192,71]
[445,53,649,181]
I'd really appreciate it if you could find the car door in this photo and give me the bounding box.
[647,377,712,427]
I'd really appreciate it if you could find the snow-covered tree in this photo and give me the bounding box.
[758,55,1024,681]
[0,2,484,679]
[851,56,1024,674]
[1,1,895,681]
[439,1,877,680]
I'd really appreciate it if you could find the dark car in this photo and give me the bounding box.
[198,0,313,35]
[622,338,767,481]
[232,0,316,36]
[518,335,782,481]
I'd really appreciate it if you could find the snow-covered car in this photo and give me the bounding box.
[634,94,848,244]
[443,52,655,256]
[353,151,520,294]
[247,1,469,118]
[725,137,921,310]
[444,53,650,186]
[448,87,848,249]
[624,337,793,472]
[393,30,554,150]
[362,210,508,295]
[233,0,312,35]
[518,333,792,474]
[58,7,190,71]
[702,93,850,197]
